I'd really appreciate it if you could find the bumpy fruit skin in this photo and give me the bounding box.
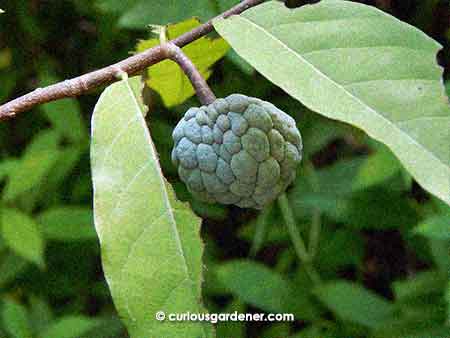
[171,94,302,209]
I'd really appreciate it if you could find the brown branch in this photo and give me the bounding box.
[163,42,216,105]
[0,0,264,121]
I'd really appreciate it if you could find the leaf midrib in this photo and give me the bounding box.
[123,80,209,336]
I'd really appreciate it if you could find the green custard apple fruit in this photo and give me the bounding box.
[171,94,302,209]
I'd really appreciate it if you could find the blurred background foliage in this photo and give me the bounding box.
[0,0,449,337]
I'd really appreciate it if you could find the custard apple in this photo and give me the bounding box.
[171,94,302,209]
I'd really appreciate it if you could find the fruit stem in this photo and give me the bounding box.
[304,161,322,258]
[277,193,322,284]
[249,205,272,257]
[162,42,216,105]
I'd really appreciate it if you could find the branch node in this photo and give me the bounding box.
[165,42,216,105]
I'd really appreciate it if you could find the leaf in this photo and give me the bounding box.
[300,109,352,157]
[95,0,140,14]
[214,259,293,313]
[37,146,84,207]
[136,18,229,107]
[398,327,450,338]
[429,239,450,276]
[214,0,450,205]
[392,270,447,301]
[81,317,125,338]
[289,186,418,230]
[3,130,61,202]
[301,145,405,197]
[413,215,450,240]
[41,316,101,338]
[316,228,364,270]
[1,299,32,338]
[119,0,216,29]
[0,208,45,268]
[0,254,28,288]
[0,158,19,182]
[261,323,291,338]
[216,299,245,338]
[351,143,405,191]
[91,76,213,338]
[313,281,395,328]
[36,207,96,241]
[29,296,53,334]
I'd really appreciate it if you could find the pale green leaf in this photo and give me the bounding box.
[36,207,96,241]
[41,316,101,338]
[1,299,32,338]
[414,215,450,240]
[91,76,213,338]
[313,281,395,328]
[136,18,229,107]
[214,0,450,205]
[0,208,45,267]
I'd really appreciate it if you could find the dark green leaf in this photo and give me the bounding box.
[0,208,45,267]
[3,130,61,202]
[29,296,53,334]
[216,299,245,338]
[414,215,450,240]
[36,207,96,241]
[313,281,395,328]
[1,299,31,338]
[41,316,101,338]
[392,270,447,301]
[0,254,28,288]
[214,259,292,313]
[119,0,215,29]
